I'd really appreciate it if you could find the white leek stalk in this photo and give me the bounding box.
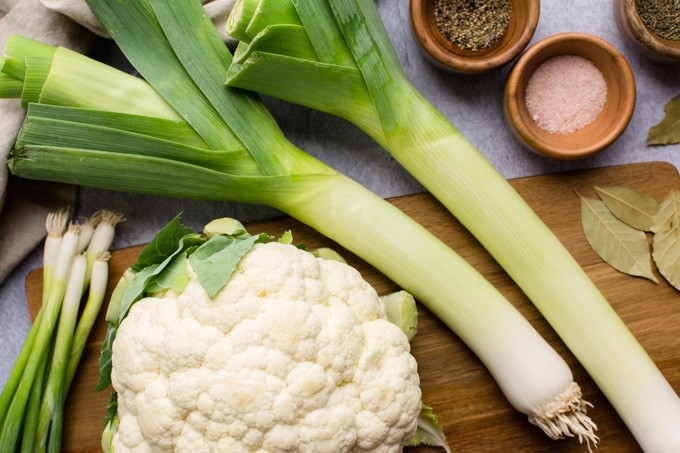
[222,0,680,449]
[4,0,597,446]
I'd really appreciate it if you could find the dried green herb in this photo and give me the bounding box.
[636,0,680,42]
[434,0,510,51]
[647,93,680,145]
[651,190,680,290]
[580,194,658,283]
[594,186,659,232]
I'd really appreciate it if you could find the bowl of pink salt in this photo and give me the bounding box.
[503,32,636,159]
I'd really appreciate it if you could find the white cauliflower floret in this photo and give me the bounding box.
[111,242,421,452]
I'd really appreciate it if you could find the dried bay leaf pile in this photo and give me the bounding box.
[580,186,680,291]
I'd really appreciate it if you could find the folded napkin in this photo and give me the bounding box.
[0,0,235,283]
[41,0,238,44]
[0,0,92,283]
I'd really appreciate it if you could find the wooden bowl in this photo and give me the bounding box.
[409,0,540,74]
[503,33,636,159]
[615,0,680,62]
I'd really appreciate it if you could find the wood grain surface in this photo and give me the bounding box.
[25,162,680,452]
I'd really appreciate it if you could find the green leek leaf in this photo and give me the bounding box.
[245,0,301,40]
[41,47,182,121]
[16,113,261,174]
[233,24,318,64]
[1,57,26,81]
[226,0,261,42]
[225,52,379,135]
[26,103,208,149]
[21,57,52,107]
[85,0,239,150]
[0,72,22,98]
[150,0,314,175]
[293,0,355,65]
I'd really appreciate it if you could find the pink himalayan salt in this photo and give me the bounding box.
[524,55,607,135]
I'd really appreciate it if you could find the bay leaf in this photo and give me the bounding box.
[594,185,658,231]
[647,93,680,145]
[580,195,658,282]
[651,189,680,291]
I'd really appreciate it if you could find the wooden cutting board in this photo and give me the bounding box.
[25,161,680,452]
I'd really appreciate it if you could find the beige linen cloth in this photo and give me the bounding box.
[0,0,234,283]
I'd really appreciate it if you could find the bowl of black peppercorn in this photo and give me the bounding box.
[615,0,680,62]
[409,0,540,74]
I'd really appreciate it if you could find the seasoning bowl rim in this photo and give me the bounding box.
[409,0,541,74]
[503,32,636,160]
[616,0,680,62]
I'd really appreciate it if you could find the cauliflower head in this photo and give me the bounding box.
[110,241,421,452]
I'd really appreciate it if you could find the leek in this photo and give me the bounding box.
[223,0,680,450]
[3,0,599,447]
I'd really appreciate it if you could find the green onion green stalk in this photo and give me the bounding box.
[222,0,680,449]
[0,211,119,451]
[1,0,602,447]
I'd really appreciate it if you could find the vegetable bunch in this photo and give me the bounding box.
[1,0,599,447]
[0,209,122,452]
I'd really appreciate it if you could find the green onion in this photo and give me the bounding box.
[0,211,117,451]
[19,355,48,453]
[4,0,599,446]
[66,253,111,389]
[36,254,87,452]
[0,211,68,447]
[0,223,80,449]
[222,0,680,449]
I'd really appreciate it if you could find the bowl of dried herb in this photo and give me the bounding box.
[503,32,636,159]
[409,0,540,73]
[615,0,680,62]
